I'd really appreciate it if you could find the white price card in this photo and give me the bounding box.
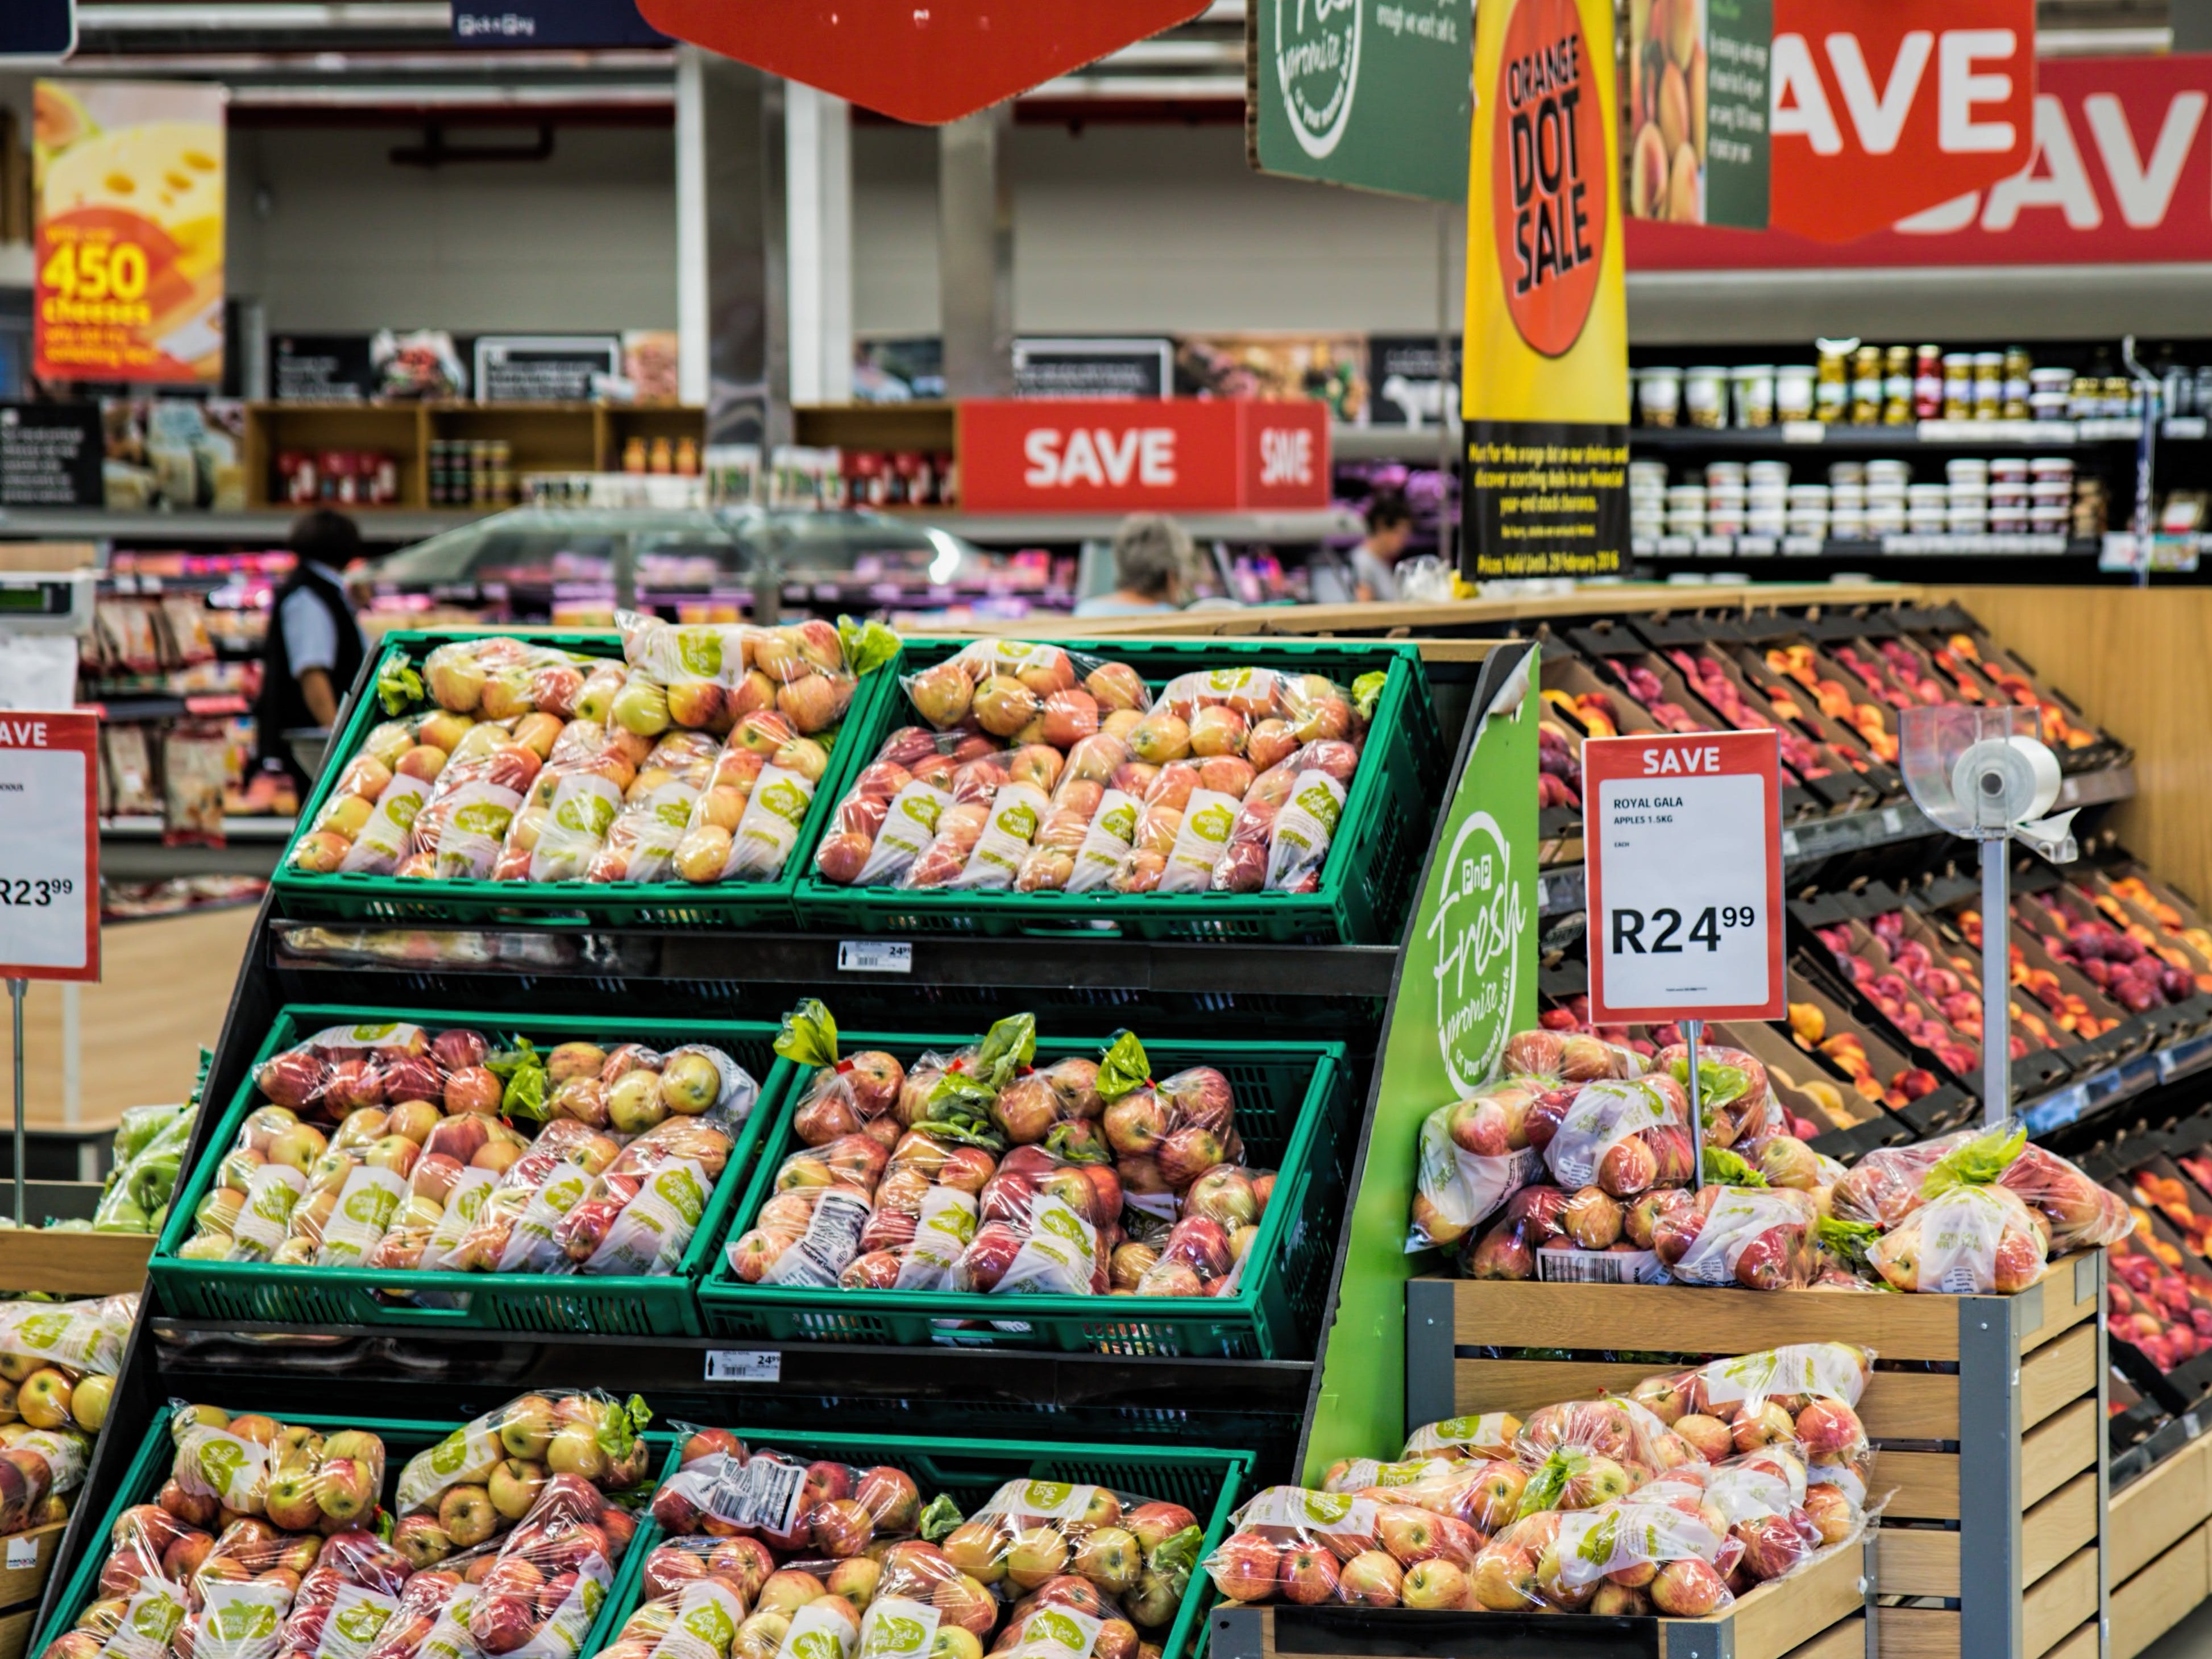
[837,940,912,974]
[1583,730,1783,1025]
[0,713,98,982]
[705,1349,781,1382]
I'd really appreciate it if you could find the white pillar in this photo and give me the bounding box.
[675,45,709,410]
[786,82,853,407]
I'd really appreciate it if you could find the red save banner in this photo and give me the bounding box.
[1633,53,2212,266]
[959,400,1331,514]
[632,0,1205,125]
[1767,0,2036,242]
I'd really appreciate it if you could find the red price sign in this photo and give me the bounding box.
[0,713,99,982]
[1584,729,1782,1026]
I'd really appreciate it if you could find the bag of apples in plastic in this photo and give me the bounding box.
[169,1405,385,1534]
[1199,1487,1480,1610]
[1092,1034,1240,1220]
[392,1390,654,1561]
[939,1476,1203,1631]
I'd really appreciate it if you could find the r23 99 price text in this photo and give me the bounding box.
[0,878,74,907]
[1609,905,1757,954]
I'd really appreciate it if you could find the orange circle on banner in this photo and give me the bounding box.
[1490,0,1608,359]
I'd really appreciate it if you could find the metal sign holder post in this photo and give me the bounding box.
[10,978,23,1226]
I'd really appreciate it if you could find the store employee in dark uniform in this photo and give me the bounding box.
[257,508,370,789]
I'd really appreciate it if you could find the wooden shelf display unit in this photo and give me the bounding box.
[1403,1256,2110,1659]
[2110,1429,2212,1658]
[240,403,707,510]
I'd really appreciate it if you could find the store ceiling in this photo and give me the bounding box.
[47,0,2179,117]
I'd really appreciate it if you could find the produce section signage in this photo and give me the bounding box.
[1624,0,1770,229]
[1248,0,1475,202]
[957,399,1330,514]
[0,712,99,984]
[1766,0,2035,243]
[33,80,226,385]
[1630,53,2212,268]
[630,0,1207,125]
[1301,645,1537,1484]
[1460,0,1629,581]
[0,405,101,508]
[1584,729,1783,1026]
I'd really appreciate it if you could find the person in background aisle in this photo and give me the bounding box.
[256,508,371,790]
[1348,490,1413,602]
[1074,513,1201,617]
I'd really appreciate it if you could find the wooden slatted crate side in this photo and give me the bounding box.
[1430,1254,2097,1368]
[2022,1398,2101,1511]
[2022,1546,2100,1659]
[2112,1436,2212,1583]
[2111,1521,2211,1659]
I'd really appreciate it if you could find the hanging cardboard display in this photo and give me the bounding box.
[1460,0,1630,581]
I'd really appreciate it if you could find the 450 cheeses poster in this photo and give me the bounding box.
[1461,0,1629,580]
[34,80,227,385]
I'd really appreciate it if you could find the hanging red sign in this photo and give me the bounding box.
[630,0,1207,126]
[1766,0,2035,243]
[1633,54,2212,268]
[958,399,1330,514]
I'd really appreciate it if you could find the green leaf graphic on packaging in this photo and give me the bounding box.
[452,803,513,837]
[198,1438,248,1492]
[681,1600,736,1648]
[763,781,810,822]
[387,795,422,830]
[334,1604,389,1644]
[1099,802,1136,839]
[428,1433,468,1476]
[903,794,942,830]
[1300,1491,1353,1525]
[655,801,692,832]
[1191,803,1233,840]
[790,1633,841,1659]
[1294,783,1342,831]
[678,634,723,677]
[343,1186,394,1225]
[214,1603,279,1642]
[555,793,618,838]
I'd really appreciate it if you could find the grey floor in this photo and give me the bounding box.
[2144,1598,2212,1658]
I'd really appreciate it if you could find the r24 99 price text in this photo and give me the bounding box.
[0,878,76,907]
[1610,904,1758,954]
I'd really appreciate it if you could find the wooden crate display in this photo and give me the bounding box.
[2109,1432,2212,1659]
[1404,1254,2109,1659]
[1211,1536,1873,1659]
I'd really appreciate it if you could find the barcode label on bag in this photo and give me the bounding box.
[1537,1248,1668,1284]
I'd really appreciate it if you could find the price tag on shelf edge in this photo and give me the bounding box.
[1583,729,1783,1026]
[0,714,99,983]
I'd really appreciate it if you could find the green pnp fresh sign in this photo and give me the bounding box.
[1249,0,1474,202]
[1300,644,1538,1483]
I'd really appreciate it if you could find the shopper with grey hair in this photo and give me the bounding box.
[1074,513,1198,617]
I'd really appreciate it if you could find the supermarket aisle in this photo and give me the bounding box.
[2148,1600,2212,1659]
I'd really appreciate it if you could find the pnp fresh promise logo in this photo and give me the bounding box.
[1273,0,1363,158]
[1427,809,1525,1093]
[1491,0,1609,356]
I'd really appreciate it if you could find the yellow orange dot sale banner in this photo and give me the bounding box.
[34,80,227,386]
[1461,0,1629,582]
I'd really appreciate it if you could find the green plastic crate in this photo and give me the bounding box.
[697,1032,1351,1357]
[30,1407,681,1659]
[147,1005,789,1336]
[789,637,1441,943]
[595,1429,1251,1659]
[271,629,894,930]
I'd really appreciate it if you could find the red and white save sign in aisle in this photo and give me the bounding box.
[0,711,100,983]
[1584,729,1784,1027]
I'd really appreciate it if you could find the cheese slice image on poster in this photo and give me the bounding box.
[34,81,227,385]
[1462,0,1630,581]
